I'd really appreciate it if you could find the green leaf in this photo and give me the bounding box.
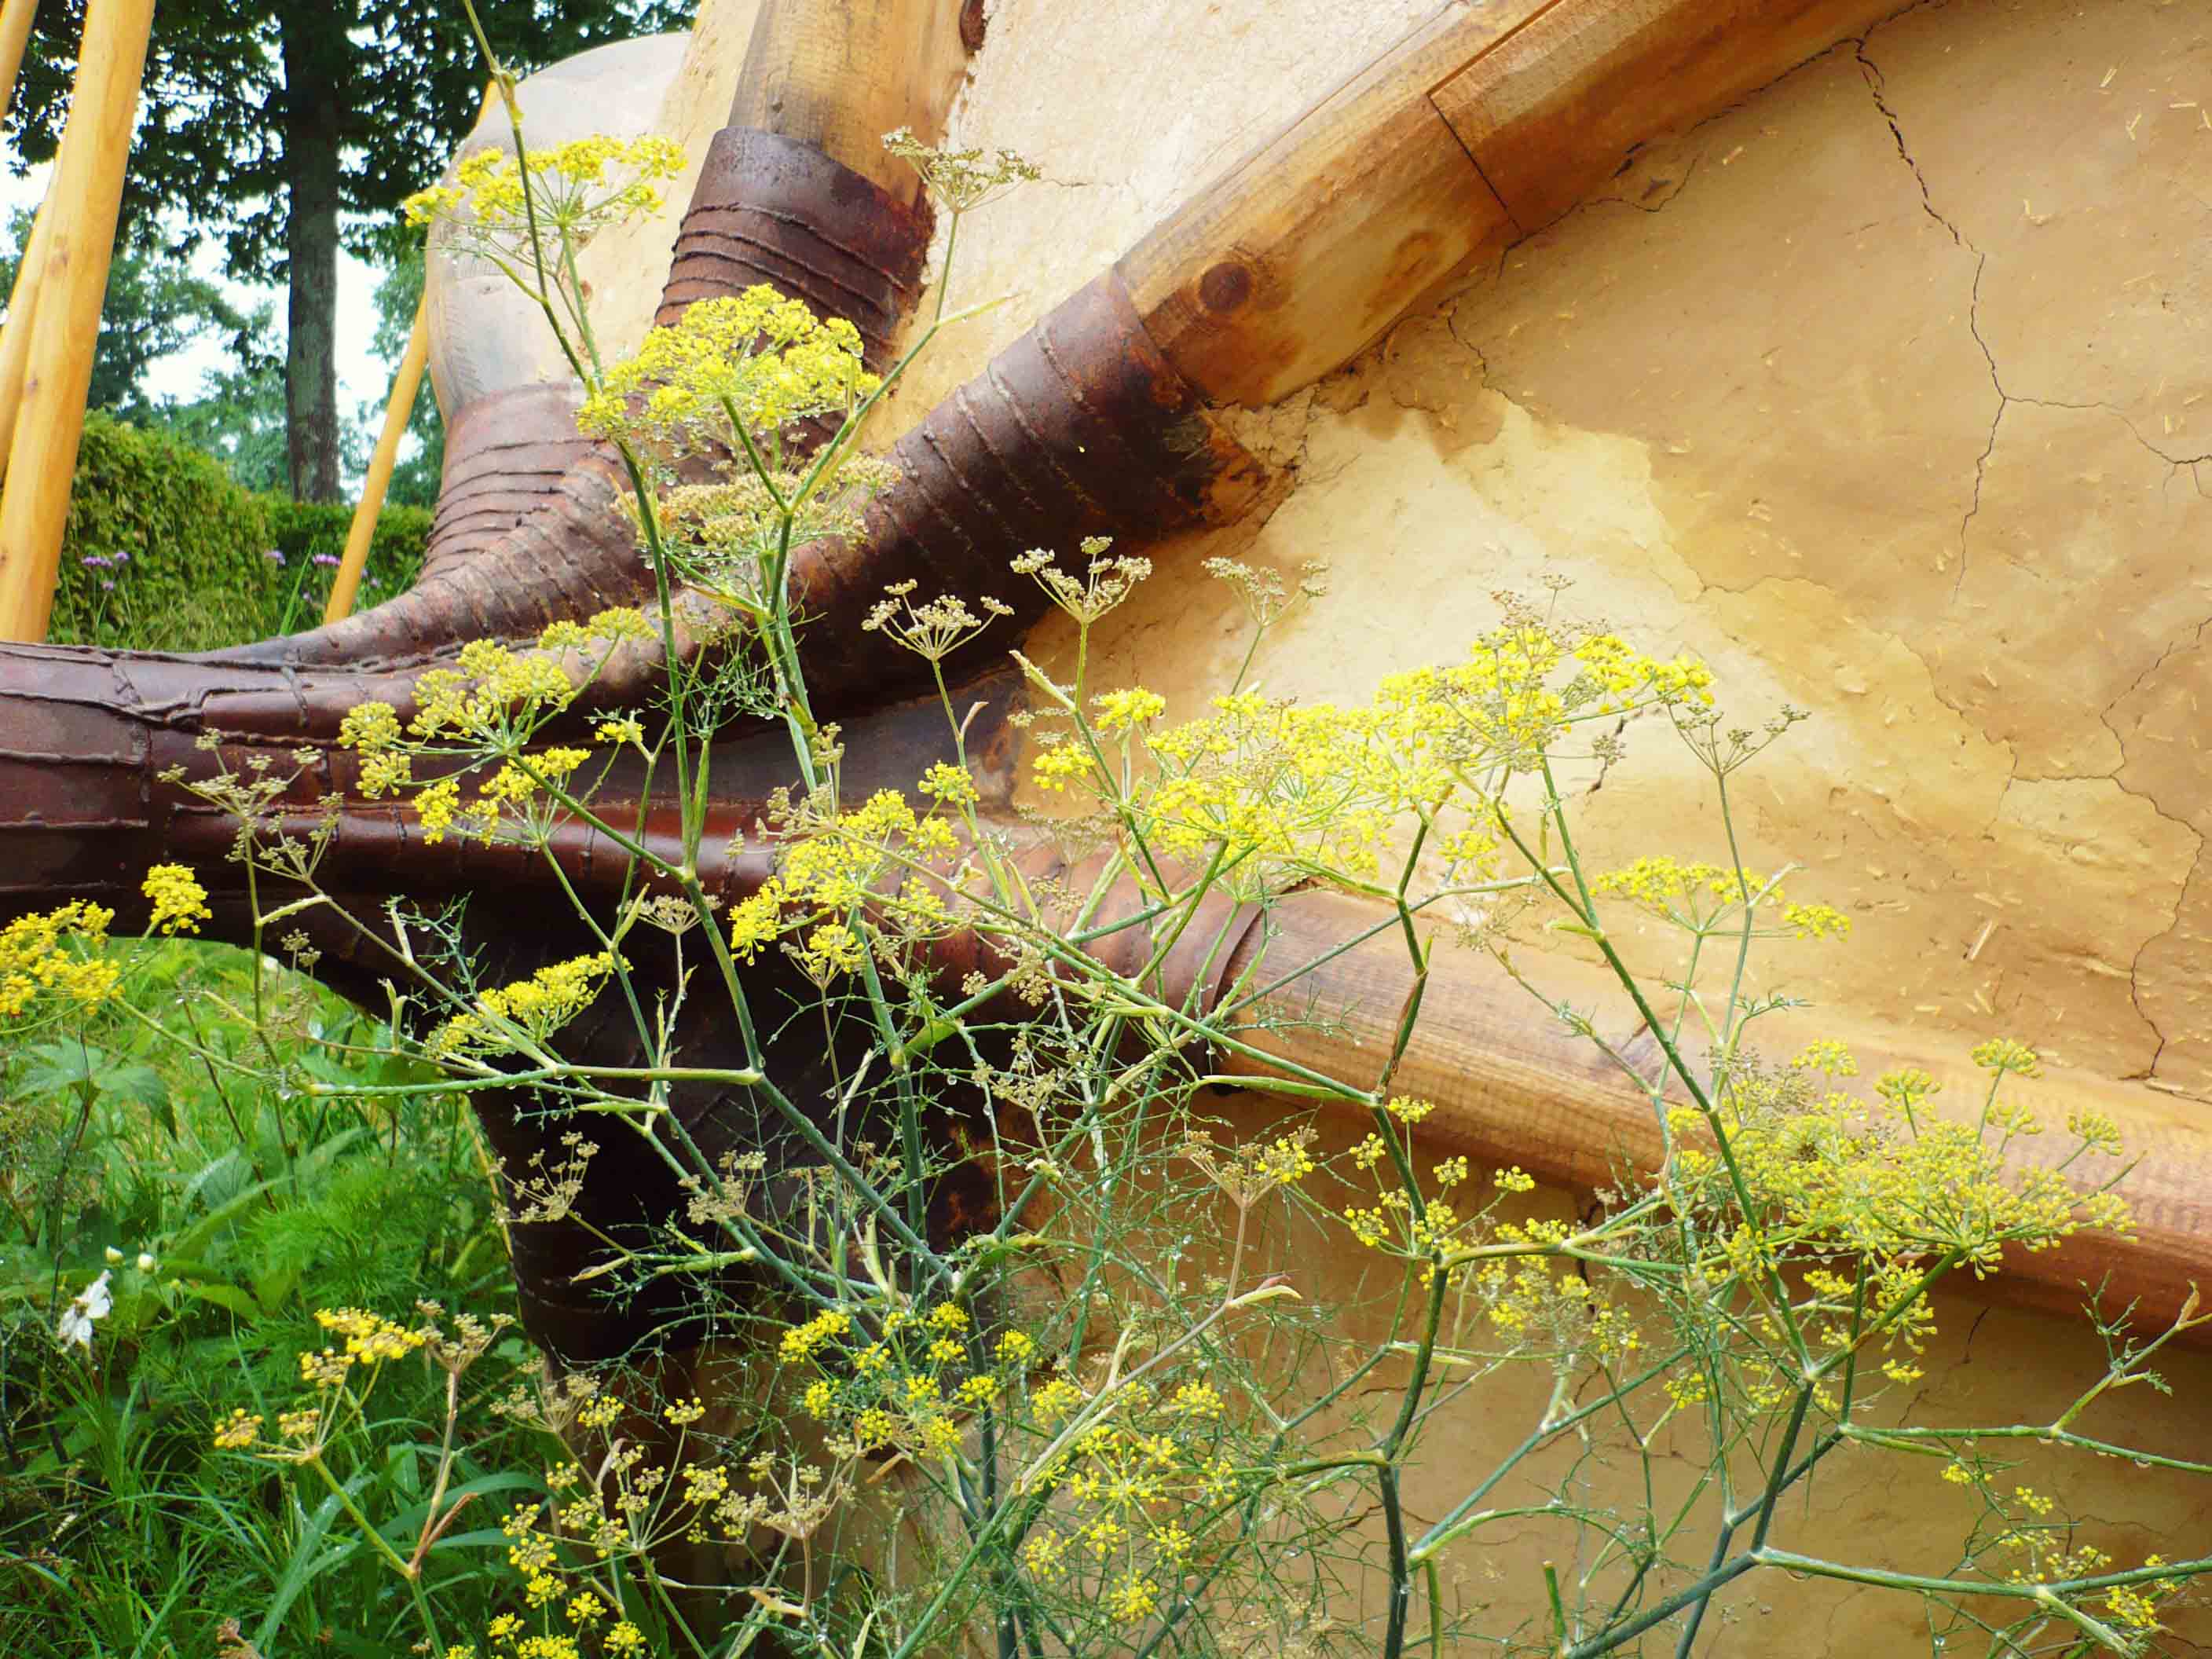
[19,1041,111,1098]
[168,1168,276,1259]
[255,1488,358,1650]
[177,1280,262,1322]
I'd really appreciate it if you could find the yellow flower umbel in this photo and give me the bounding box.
[0,900,120,1018]
[429,952,621,1059]
[1592,855,1850,943]
[577,285,881,457]
[142,862,212,935]
[403,135,684,269]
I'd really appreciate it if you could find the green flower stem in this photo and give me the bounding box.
[524,807,674,1094]
[1566,1555,1763,1657]
[306,1452,419,1584]
[679,868,950,1282]
[1544,1560,1570,1650]
[1377,1259,1451,1657]
[1503,767,1815,1370]
[1844,1422,2212,1477]
[1748,1546,2212,1603]
[302,1064,764,1098]
[1407,1347,1686,1566]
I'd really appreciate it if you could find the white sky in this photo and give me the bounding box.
[2,158,394,417]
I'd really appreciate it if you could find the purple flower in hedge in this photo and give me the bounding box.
[80,554,112,569]
[262,548,286,565]
[312,553,341,567]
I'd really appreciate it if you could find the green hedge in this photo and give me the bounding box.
[49,413,430,654]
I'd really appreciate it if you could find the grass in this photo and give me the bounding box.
[0,939,539,1657]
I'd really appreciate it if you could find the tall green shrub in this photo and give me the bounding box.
[49,413,429,653]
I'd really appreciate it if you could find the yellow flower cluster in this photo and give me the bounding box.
[1591,855,1850,942]
[222,1308,438,1459]
[403,134,684,246]
[418,643,588,743]
[2106,1558,2184,1633]
[727,786,963,968]
[1020,1377,1242,1621]
[315,1306,430,1364]
[1184,1130,1317,1209]
[141,862,211,935]
[429,952,621,1058]
[212,1408,261,1449]
[339,615,650,810]
[918,760,980,806]
[0,899,119,1017]
[1470,1239,1641,1364]
[1666,1049,2132,1324]
[1093,687,1166,734]
[577,286,879,452]
[775,1301,1042,1463]
[1036,625,1709,891]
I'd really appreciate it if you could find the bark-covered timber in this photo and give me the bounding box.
[4,0,2210,1364]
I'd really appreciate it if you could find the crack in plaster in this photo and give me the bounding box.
[1855,39,2002,598]
[2102,621,2212,1084]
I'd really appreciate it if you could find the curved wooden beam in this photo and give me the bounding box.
[243,0,967,672]
[727,0,972,202]
[0,0,36,126]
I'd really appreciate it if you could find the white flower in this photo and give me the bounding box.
[135,1253,157,1274]
[57,1271,112,1350]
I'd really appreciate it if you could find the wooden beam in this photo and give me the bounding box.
[1429,0,1892,231]
[727,0,975,197]
[322,291,430,625]
[1119,0,1906,410]
[0,0,154,643]
[0,180,54,474]
[1118,2,1536,410]
[0,0,37,125]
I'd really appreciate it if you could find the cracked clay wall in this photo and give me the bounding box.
[928,0,2212,1644]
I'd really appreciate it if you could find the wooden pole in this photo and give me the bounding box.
[321,292,428,624]
[0,0,37,126]
[0,181,54,473]
[320,77,508,627]
[0,0,154,643]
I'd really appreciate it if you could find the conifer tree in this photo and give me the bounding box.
[6,0,680,501]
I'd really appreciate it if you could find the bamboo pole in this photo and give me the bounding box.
[0,180,54,471]
[0,0,154,643]
[320,77,507,626]
[0,0,37,125]
[321,292,428,624]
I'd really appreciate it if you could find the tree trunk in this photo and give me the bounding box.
[280,17,342,504]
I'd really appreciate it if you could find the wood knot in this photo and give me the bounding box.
[1198,260,1252,315]
[959,0,987,52]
